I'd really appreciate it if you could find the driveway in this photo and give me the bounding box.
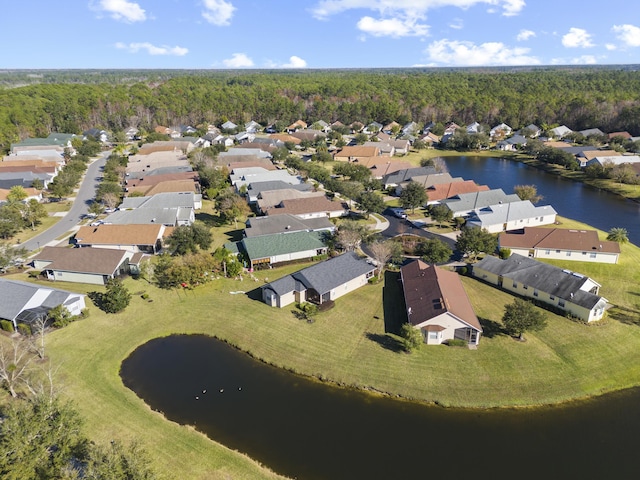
[20,151,109,253]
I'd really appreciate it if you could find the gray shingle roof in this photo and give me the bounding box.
[263,252,374,297]
[0,278,83,322]
[245,214,334,238]
[382,166,438,186]
[441,189,521,214]
[473,255,603,309]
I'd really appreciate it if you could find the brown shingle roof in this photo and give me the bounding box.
[125,171,198,188]
[581,150,620,161]
[265,196,347,216]
[269,133,301,145]
[33,246,129,275]
[401,260,481,331]
[499,227,621,254]
[334,146,381,160]
[75,224,166,246]
[427,181,490,202]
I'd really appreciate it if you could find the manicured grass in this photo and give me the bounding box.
[4,206,640,478]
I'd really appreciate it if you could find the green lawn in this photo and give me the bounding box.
[4,210,640,478]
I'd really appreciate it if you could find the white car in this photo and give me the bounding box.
[391,208,408,219]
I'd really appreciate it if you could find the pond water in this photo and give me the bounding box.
[443,156,640,245]
[121,335,640,480]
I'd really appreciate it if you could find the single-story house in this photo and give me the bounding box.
[32,246,133,285]
[496,134,527,151]
[334,146,381,163]
[382,166,438,190]
[261,252,375,308]
[465,200,557,233]
[256,189,325,213]
[264,196,349,219]
[424,180,489,204]
[549,125,573,139]
[585,155,640,168]
[400,260,482,346]
[240,230,329,269]
[472,254,609,322]
[244,213,335,238]
[247,181,314,205]
[498,227,621,264]
[441,189,521,218]
[0,278,86,330]
[119,191,202,211]
[74,224,171,253]
[490,123,512,140]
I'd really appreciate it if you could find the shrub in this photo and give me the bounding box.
[447,339,467,347]
[17,324,31,336]
[458,266,468,276]
[0,320,14,332]
[499,248,511,259]
[141,293,150,300]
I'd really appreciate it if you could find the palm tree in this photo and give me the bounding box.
[607,227,629,244]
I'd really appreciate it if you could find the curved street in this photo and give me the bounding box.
[19,151,109,253]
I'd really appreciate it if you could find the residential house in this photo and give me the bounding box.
[419,132,441,147]
[0,278,86,330]
[425,180,490,204]
[549,125,573,139]
[124,171,199,195]
[124,127,139,141]
[396,172,461,197]
[291,129,326,143]
[265,196,349,219]
[221,121,238,131]
[256,189,325,213]
[400,260,482,346]
[104,207,193,227]
[363,122,383,134]
[383,166,439,190]
[234,132,256,144]
[230,167,303,194]
[498,227,621,264]
[126,165,194,181]
[402,122,420,136]
[137,140,195,155]
[472,254,609,322]
[74,223,171,253]
[32,246,133,285]
[127,179,199,197]
[466,200,558,233]
[269,133,301,145]
[585,155,640,168]
[363,141,394,156]
[576,150,620,168]
[119,191,201,211]
[383,121,400,134]
[356,158,413,180]
[244,214,335,238]
[83,128,109,143]
[247,180,314,205]
[518,124,541,138]
[11,133,77,153]
[490,123,512,140]
[0,171,53,190]
[608,131,632,140]
[466,122,482,134]
[262,252,375,308]
[440,189,521,218]
[239,230,329,269]
[579,128,605,138]
[245,120,262,133]
[0,187,42,204]
[286,120,307,133]
[497,134,527,151]
[334,146,381,163]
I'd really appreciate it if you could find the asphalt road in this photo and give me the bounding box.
[20,151,109,253]
[379,208,457,250]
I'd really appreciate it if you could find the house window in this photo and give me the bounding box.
[566,251,571,257]
[512,281,518,288]
[558,300,565,307]
[550,295,555,300]
[523,285,528,290]
[590,253,597,259]
[556,250,561,253]
[366,271,374,279]
[545,250,550,255]
[428,331,438,341]
[582,252,587,256]
[533,290,539,297]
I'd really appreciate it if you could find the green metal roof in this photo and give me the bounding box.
[242,230,327,261]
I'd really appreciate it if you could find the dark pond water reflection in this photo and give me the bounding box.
[444,156,640,245]
[121,335,640,480]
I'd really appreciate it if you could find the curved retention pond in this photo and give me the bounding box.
[121,335,640,480]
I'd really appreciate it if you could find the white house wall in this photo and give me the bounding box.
[50,271,107,285]
[414,313,467,345]
[520,248,619,264]
[329,273,372,301]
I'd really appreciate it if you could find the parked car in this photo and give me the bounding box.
[391,208,407,219]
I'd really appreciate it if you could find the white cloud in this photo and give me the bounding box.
[115,42,188,56]
[562,27,594,48]
[202,0,236,26]
[516,29,535,41]
[605,43,617,51]
[551,55,598,65]
[222,53,254,68]
[282,56,308,68]
[448,18,464,30]
[94,0,146,22]
[312,0,526,20]
[613,24,640,47]
[424,39,540,66]
[357,16,428,37]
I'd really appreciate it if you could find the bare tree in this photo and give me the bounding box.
[369,240,394,280]
[335,222,370,252]
[102,192,119,210]
[0,338,34,397]
[30,316,49,360]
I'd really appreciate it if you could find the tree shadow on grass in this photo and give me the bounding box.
[382,270,406,335]
[365,333,404,353]
[194,212,221,227]
[478,317,507,338]
[608,306,640,327]
[224,229,244,243]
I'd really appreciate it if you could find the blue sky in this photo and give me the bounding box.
[3,0,640,69]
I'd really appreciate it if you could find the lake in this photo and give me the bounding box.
[121,335,640,480]
[443,156,640,245]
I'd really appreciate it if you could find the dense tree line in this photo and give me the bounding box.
[3,68,640,153]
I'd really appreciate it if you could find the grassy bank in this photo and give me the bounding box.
[0,214,632,478]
